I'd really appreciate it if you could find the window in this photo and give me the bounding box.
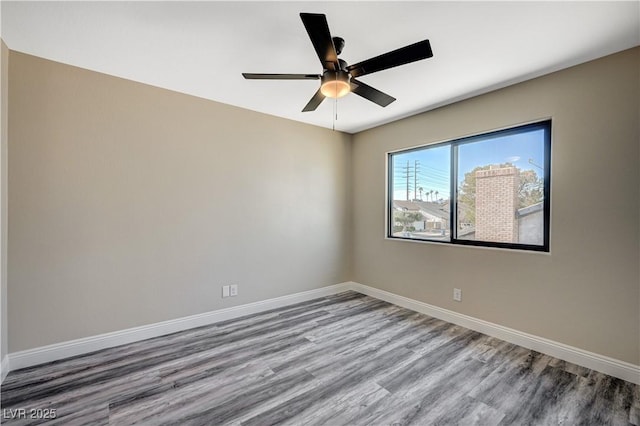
[387,120,551,252]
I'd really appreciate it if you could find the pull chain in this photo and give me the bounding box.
[332,96,337,131]
[331,74,339,131]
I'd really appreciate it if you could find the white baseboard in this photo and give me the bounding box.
[1,354,8,383]
[349,282,640,385]
[7,282,351,374]
[5,281,639,386]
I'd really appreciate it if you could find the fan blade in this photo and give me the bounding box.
[242,73,321,80]
[347,39,433,78]
[300,13,339,71]
[302,88,325,112]
[350,79,396,107]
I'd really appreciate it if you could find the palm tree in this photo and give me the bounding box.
[418,187,424,201]
[435,190,439,202]
[429,190,434,202]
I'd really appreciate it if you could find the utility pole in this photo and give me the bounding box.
[414,160,420,201]
[402,160,413,201]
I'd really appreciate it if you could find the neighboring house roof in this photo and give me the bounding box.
[393,200,542,225]
[392,200,449,221]
[391,200,542,242]
[458,228,476,238]
[517,202,544,217]
[392,200,421,211]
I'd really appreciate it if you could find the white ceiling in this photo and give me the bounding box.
[2,1,639,133]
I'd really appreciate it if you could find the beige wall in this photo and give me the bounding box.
[352,48,640,365]
[8,52,352,352]
[1,40,7,362]
[6,46,639,366]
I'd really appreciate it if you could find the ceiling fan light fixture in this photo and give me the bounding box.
[320,70,350,98]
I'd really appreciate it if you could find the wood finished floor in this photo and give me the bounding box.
[1,291,638,425]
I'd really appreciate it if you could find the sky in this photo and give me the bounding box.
[391,127,546,201]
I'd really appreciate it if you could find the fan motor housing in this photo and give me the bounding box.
[332,37,345,55]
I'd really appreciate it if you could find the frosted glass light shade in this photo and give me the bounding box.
[320,70,351,98]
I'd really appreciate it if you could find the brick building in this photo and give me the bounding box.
[475,166,520,243]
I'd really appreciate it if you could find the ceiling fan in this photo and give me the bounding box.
[242,13,433,112]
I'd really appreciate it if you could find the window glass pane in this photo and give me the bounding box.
[456,128,546,245]
[390,145,451,241]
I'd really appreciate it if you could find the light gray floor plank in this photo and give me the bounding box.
[2,291,637,425]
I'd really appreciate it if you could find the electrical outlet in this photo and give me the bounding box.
[222,285,230,298]
[453,288,462,302]
[230,284,238,297]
